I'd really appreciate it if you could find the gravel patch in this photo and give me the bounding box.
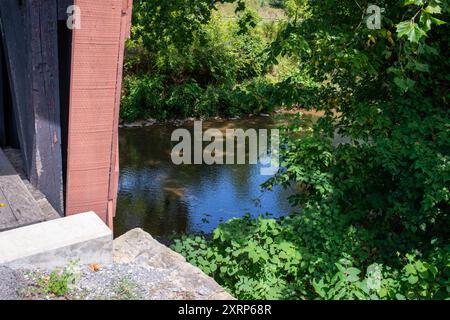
[73,263,174,300]
[0,267,26,300]
[2,262,214,300]
[0,228,234,300]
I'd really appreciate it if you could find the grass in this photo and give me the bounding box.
[112,277,142,300]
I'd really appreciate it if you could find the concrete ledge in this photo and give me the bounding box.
[0,212,112,270]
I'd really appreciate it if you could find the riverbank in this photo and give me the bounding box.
[0,229,233,300]
[118,107,324,129]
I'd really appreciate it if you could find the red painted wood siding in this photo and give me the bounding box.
[66,0,132,227]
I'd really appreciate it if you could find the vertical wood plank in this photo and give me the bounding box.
[0,0,64,215]
[27,0,64,215]
[0,0,33,174]
[0,39,5,147]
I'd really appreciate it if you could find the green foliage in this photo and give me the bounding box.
[121,0,289,121]
[121,75,282,121]
[313,251,450,300]
[173,215,303,299]
[172,0,449,300]
[121,75,165,121]
[131,0,244,53]
[124,0,449,301]
[264,0,449,255]
[37,263,79,297]
[173,214,449,300]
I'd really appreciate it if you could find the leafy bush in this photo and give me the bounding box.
[173,213,449,300]
[121,1,282,122]
[173,0,449,301]
[314,251,450,300]
[173,215,303,300]
[121,75,165,121]
[165,81,204,118]
[121,76,279,121]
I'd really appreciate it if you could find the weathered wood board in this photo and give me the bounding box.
[0,148,47,232]
[0,40,5,147]
[0,0,64,215]
[27,0,64,215]
[0,0,32,172]
[0,186,15,230]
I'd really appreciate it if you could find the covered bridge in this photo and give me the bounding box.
[0,0,133,230]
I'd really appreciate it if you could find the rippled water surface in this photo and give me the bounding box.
[114,116,305,238]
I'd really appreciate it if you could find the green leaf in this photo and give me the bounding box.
[408,274,419,284]
[396,293,406,300]
[424,5,441,14]
[420,13,433,31]
[347,267,361,276]
[394,77,416,91]
[312,279,326,298]
[403,0,416,5]
[403,0,423,5]
[405,263,417,275]
[396,21,427,43]
[413,61,430,72]
[430,17,446,25]
[396,21,411,38]
[354,290,367,300]
[347,274,360,282]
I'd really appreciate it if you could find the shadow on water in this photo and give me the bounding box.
[114,115,311,239]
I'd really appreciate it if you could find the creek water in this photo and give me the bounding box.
[114,115,307,239]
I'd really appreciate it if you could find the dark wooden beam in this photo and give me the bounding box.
[0,39,5,147]
[27,0,64,215]
[58,18,73,209]
[58,0,73,21]
[0,0,64,215]
[0,0,33,174]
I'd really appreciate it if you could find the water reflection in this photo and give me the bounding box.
[114,116,299,238]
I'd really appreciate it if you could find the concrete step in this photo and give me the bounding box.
[0,212,112,270]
